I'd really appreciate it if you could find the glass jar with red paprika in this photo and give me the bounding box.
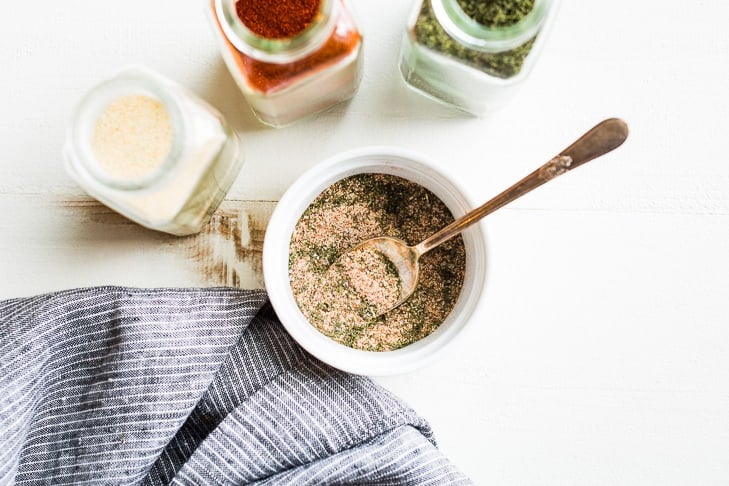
[209,0,363,127]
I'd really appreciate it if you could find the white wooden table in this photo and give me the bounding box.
[3,1,729,483]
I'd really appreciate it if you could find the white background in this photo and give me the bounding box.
[2,0,729,484]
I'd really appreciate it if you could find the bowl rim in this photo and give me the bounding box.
[263,146,487,376]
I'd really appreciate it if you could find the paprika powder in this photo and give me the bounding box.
[209,0,363,127]
[236,0,320,39]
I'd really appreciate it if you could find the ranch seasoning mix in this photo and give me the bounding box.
[289,174,466,352]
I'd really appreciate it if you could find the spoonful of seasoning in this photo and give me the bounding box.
[327,118,629,319]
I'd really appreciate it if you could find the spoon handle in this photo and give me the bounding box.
[415,118,629,255]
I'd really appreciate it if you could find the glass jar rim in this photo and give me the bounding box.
[214,0,336,63]
[433,0,551,53]
[69,67,185,191]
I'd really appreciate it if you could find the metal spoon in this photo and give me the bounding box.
[339,118,629,317]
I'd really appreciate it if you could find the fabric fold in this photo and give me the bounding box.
[171,359,433,484]
[1,287,268,484]
[0,287,472,485]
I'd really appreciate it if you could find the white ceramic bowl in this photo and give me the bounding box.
[263,147,487,376]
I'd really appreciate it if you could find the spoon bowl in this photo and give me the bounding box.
[341,236,421,315]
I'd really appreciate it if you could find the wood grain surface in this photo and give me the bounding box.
[0,196,274,295]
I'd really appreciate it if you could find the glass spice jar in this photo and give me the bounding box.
[399,0,559,115]
[209,0,364,127]
[64,67,245,236]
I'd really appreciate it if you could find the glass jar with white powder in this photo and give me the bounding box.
[64,67,244,236]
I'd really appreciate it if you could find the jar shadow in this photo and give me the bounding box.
[195,59,271,133]
[371,65,471,120]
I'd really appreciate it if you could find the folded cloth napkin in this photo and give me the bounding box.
[0,287,472,485]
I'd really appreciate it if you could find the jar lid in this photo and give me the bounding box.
[434,0,552,53]
[67,67,185,191]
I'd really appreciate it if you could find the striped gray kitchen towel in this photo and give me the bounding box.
[0,287,472,485]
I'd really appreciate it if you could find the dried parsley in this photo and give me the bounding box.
[414,0,536,78]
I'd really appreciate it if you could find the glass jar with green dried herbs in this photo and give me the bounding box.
[399,0,558,115]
